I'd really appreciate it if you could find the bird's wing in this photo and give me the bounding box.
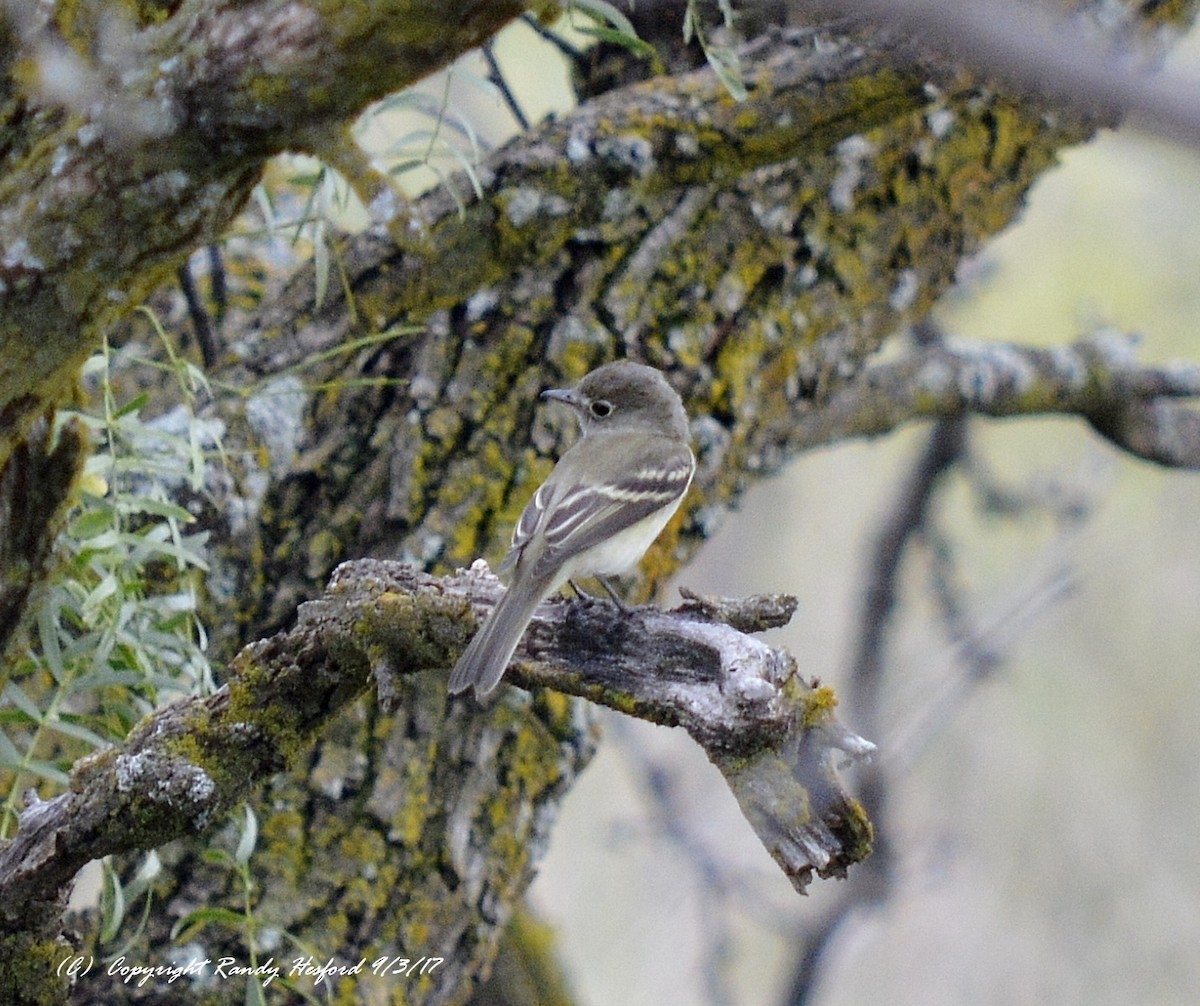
[498,435,694,581]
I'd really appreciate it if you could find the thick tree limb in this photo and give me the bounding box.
[228,25,1101,650]
[0,0,554,461]
[0,416,88,664]
[452,561,875,886]
[0,560,870,1003]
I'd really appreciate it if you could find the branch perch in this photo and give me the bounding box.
[451,562,875,887]
[0,560,873,950]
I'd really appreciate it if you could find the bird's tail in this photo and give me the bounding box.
[447,578,548,698]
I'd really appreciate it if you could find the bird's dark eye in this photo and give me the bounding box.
[589,399,613,419]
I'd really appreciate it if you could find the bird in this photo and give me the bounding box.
[447,360,695,698]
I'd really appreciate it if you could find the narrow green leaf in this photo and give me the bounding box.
[36,599,66,683]
[287,170,324,187]
[82,574,120,617]
[388,159,429,177]
[313,230,330,309]
[115,497,195,522]
[13,757,70,785]
[69,508,116,540]
[573,0,639,37]
[574,24,657,59]
[46,715,111,749]
[170,906,247,942]
[0,729,26,769]
[123,850,162,903]
[708,49,748,101]
[244,976,268,1006]
[113,392,149,420]
[3,681,46,722]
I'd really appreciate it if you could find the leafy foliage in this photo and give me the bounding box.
[0,331,218,838]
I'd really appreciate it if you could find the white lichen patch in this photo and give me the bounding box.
[829,134,876,212]
[245,374,308,475]
[594,134,655,177]
[503,187,571,228]
[115,749,216,813]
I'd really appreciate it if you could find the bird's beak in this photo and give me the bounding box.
[541,387,585,410]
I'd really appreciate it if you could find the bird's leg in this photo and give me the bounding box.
[566,577,631,612]
[595,576,631,613]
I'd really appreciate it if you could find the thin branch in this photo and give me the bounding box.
[613,0,1200,147]
[784,338,1101,1003]
[848,417,968,732]
[482,40,531,131]
[176,261,219,369]
[463,562,876,888]
[0,416,89,665]
[887,561,1076,776]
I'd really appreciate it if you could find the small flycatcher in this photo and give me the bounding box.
[448,360,695,698]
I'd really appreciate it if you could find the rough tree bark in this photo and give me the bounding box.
[1,1,1198,1004]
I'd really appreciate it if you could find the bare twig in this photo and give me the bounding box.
[482,39,530,131]
[848,418,968,732]
[607,0,1200,148]
[887,562,1076,774]
[176,260,219,369]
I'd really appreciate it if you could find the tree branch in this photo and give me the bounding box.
[0,0,551,462]
[0,416,88,664]
[224,25,1103,650]
[0,560,872,1001]
[821,0,1200,148]
[785,332,1200,468]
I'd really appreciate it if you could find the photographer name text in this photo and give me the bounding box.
[58,953,444,989]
